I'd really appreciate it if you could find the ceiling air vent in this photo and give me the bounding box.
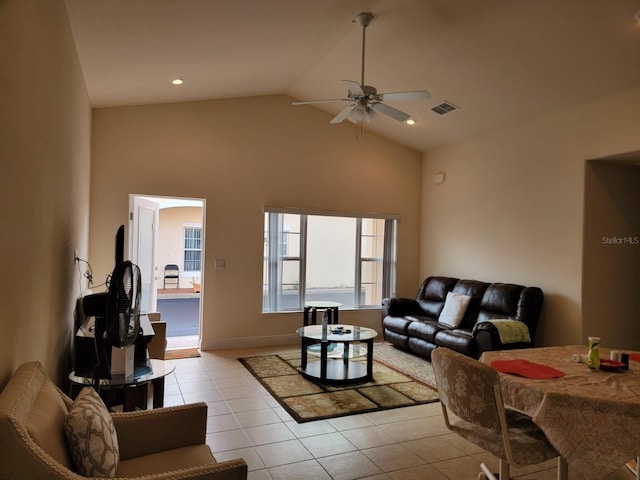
[431,101,458,115]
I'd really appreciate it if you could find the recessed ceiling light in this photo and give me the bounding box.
[171,78,184,85]
[406,119,416,125]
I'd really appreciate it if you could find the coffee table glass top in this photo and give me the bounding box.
[296,324,377,342]
[69,359,174,388]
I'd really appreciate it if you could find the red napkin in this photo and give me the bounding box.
[630,353,640,363]
[490,359,564,379]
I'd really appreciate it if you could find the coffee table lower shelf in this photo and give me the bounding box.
[300,358,371,384]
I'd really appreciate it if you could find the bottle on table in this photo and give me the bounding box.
[587,336,600,370]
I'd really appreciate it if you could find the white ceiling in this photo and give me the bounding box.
[65,0,640,153]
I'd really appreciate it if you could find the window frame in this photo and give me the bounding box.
[183,224,203,273]
[263,207,397,313]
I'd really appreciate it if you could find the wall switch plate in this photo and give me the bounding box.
[215,259,226,269]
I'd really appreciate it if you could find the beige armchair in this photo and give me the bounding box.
[0,361,247,479]
[431,347,567,480]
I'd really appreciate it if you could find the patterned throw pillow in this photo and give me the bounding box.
[64,387,119,477]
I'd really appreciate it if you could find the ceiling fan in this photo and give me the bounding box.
[293,11,430,125]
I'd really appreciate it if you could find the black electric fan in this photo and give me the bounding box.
[82,225,142,383]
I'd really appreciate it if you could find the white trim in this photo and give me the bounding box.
[264,206,400,220]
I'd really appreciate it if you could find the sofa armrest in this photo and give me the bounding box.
[112,402,208,460]
[119,459,248,480]
[516,286,544,341]
[473,321,532,358]
[382,297,423,317]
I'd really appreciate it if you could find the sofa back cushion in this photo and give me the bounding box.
[0,361,73,470]
[416,276,459,318]
[477,283,525,324]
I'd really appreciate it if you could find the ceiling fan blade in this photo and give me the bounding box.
[292,98,350,105]
[378,90,431,102]
[330,105,356,124]
[341,79,365,96]
[370,102,411,122]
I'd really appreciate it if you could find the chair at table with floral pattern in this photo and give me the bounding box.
[431,347,568,480]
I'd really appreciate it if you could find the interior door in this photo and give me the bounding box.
[129,196,159,314]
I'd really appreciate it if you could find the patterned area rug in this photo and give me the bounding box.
[239,343,438,423]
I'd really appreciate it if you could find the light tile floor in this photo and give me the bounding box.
[161,344,635,480]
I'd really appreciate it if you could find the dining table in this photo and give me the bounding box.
[481,345,640,480]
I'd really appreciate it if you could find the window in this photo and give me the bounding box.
[263,209,397,313]
[183,226,202,271]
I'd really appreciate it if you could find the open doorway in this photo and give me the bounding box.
[582,154,640,350]
[129,195,205,351]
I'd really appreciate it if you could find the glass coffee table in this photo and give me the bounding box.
[296,324,377,384]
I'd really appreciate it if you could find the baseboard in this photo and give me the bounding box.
[200,333,300,351]
[199,328,384,351]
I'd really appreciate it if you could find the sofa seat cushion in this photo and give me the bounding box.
[382,316,413,335]
[406,318,443,343]
[435,329,476,357]
[116,444,216,477]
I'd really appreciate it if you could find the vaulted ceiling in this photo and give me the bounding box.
[65,0,640,153]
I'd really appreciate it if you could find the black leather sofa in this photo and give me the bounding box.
[381,276,544,360]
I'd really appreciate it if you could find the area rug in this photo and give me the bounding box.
[239,343,438,423]
[165,348,201,360]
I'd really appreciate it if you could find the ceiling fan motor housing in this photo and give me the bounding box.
[354,12,373,28]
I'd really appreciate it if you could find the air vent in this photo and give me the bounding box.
[431,101,458,115]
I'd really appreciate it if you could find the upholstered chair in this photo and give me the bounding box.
[0,361,247,479]
[431,347,568,480]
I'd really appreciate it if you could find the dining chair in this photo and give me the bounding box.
[163,263,180,288]
[431,347,568,480]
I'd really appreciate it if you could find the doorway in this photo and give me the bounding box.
[582,155,640,350]
[129,195,205,350]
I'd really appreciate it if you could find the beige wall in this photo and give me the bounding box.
[0,1,91,385]
[421,86,640,348]
[90,96,422,349]
[158,206,204,286]
[583,160,640,350]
